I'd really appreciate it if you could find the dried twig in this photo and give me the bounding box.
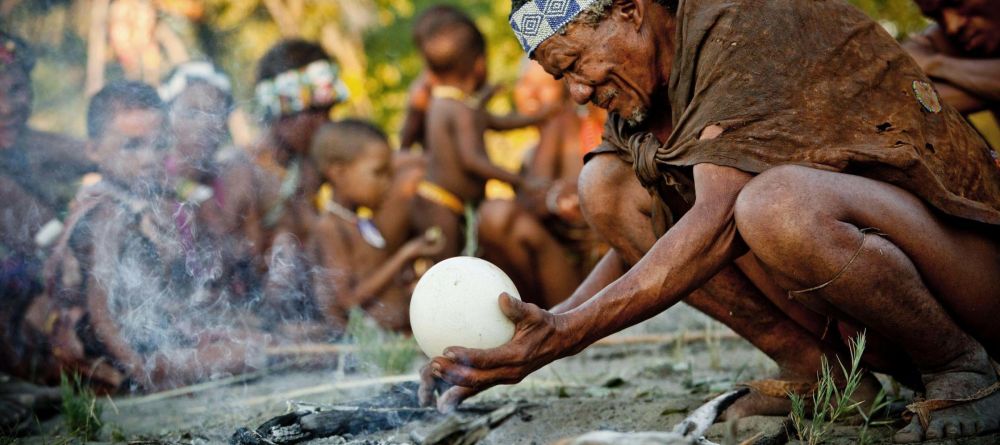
[594,331,740,347]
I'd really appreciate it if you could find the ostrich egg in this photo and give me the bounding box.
[409,257,521,358]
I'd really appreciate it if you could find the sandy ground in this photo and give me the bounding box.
[21,305,1000,445]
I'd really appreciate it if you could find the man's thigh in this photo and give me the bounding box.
[740,165,1000,352]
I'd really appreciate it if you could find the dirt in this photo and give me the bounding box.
[20,304,1000,445]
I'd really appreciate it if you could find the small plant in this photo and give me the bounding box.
[346,309,420,375]
[60,372,103,441]
[672,328,688,363]
[705,321,722,371]
[789,332,869,445]
[857,388,893,445]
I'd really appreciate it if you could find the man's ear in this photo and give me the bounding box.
[614,0,645,30]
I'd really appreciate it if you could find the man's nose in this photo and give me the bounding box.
[941,9,968,36]
[567,80,594,106]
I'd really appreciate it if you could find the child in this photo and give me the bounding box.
[160,61,266,304]
[251,40,349,336]
[412,7,581,306]
[43,81,261,393]
[309,120,442,332]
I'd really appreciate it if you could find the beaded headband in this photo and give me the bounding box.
[254,59,349,119]
[510,0,596,56]
[159,61,232,104]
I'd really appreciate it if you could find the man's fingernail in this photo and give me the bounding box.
[431,362,441,373]
[444,351,456,360]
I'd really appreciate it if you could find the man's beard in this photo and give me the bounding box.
[593,88,647,128]
[625,107,647,128]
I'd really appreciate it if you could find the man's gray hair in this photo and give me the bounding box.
[574,0,614,27]
[570,0,676,28]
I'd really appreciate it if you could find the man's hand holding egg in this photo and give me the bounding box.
[411,257,572,412]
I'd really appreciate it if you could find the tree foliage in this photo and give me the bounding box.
[1,0,929,140]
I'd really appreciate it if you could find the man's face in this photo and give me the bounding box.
[533,4,662,127]
[0,68,33,150]
[916,0,1000,55]
[90,107,168,185]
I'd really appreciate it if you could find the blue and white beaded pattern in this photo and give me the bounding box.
[510,0,596,56]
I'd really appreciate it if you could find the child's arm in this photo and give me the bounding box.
[527,112,567,180]
[373,153,424,251]
[83,205,148,385]
[400,72,433,150]
[314,219,442,317]
[450,103,526,188]
[485,106,555,131]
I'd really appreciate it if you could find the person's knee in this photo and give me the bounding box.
[735,165,818,248]
[478,200,518,245]
[579,154,643,235]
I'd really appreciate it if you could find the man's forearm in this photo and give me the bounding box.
[551,249,627,314]
[556,200,744,354]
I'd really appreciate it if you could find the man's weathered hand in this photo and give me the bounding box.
[417,293,572,412]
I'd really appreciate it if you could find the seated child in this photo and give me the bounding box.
[160,61,267,306]
[43,81,262,393]
[309,120,443,332]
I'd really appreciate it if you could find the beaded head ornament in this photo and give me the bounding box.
[509,0,597,56]
[254,59,349,120]
[159,61,233,104]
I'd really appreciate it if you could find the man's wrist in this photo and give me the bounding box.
[553,311,588,357]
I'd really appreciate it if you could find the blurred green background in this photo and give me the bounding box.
[1,0,996,148]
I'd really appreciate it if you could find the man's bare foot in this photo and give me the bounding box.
[720,371,883,421]
[893,351,1000,443]
[718,391,792,420]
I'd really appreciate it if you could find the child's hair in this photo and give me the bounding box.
[0,31,35,75]
[87,80,165,139]
[256,39,330,83]
[310,119,389,170]
[412,5,470,49]
[414,7,485,77]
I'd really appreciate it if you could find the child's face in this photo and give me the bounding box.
[515,60,565,116]
[327,140,393,209]
[169,82,229,167]
[90,107,168,185]
[274,108,330,155]
[0,68,32,150]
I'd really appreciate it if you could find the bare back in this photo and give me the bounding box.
[424,97,490,202]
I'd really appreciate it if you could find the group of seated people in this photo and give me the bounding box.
[0,6,607,403]
[0,0,996,434]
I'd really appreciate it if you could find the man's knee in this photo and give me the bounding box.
[578,154,645,235]
[735,164,820,248]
